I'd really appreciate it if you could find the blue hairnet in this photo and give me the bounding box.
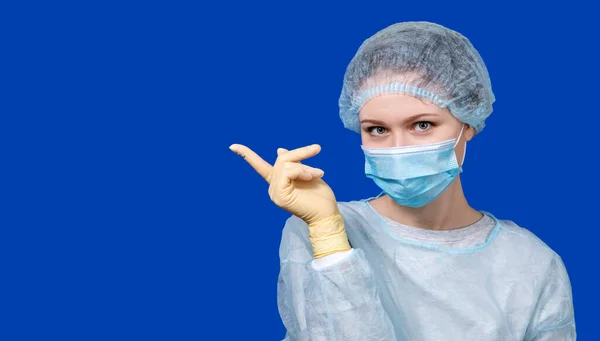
[339,21,495,134]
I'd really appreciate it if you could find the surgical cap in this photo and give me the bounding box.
[339,21,495,134]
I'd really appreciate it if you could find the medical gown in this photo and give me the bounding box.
[277,198,575,341]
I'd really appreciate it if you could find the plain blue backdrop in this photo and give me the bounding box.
[1,0,597,339]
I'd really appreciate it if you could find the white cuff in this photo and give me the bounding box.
[311,249,354,271]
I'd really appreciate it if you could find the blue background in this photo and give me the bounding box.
[2,0,597,339]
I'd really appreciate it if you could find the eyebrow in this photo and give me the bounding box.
[360,113,439,125]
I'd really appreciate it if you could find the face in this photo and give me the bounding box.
[359,94,475,164]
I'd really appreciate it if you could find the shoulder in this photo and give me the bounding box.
[278,214,312,263]
[491,214,564,270]
[495,216,554,251]
[280,214,310,247]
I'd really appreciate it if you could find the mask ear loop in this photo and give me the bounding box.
[453,124,465,148]
[453,124,467,166]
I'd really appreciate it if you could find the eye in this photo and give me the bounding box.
[367,126,389,136]
[413,121,432,132]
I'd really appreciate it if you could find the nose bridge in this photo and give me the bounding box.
[393,130,407,147]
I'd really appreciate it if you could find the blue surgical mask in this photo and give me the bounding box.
[361,125,466,208]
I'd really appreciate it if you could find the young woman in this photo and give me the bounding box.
[230,21,575,341]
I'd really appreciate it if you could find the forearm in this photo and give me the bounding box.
[278,215,396,341]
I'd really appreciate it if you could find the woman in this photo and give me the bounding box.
[230,21,575,341]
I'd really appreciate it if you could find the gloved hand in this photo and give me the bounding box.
[229,143,351,258]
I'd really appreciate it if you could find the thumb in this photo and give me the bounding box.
[277,148,289,156]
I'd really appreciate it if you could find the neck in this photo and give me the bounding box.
[372,175,482,230]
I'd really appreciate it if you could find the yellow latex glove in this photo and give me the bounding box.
[307,214,350,258]
[229,143,351,258]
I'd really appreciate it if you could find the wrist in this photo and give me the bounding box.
[308,214,351,259]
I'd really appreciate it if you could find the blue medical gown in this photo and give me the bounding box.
[277,199,576,340]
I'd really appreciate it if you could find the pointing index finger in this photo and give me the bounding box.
[230,144,274,183]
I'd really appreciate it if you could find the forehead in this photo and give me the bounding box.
[359,93,449,121]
